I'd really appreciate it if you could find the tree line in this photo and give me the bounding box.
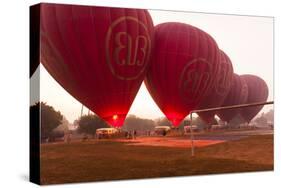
[31,102,274,142]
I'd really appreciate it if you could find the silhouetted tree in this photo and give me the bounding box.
[155,117,172,127]
[122,115,155,131]
[228,114,245,128]
[37,102,63,140]
[155,117,209,130]
[190,116,206,129]
[255,113,268,125]
[77,114,109,135]
[54,116,69,133]
[263,109,274,122]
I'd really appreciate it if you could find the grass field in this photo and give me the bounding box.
[40,134,273,185]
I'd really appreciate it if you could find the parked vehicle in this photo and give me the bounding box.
[96,128,118,139]
[155,126,171,136]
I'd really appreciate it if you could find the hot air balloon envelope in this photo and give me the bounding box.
[145,22,220,126]
[217,74,248,122]
[240,75,268,123]
[40,3,154,127]
[198,50,233,123]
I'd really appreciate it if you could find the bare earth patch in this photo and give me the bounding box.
[40,133,273,185]
[115,137,225,148]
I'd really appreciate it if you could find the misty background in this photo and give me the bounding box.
[30,10,274,125]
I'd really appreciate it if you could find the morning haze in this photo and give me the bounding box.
[32,10,273,123]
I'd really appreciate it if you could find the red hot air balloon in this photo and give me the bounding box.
[197,50,234,123]
[145,22,220,126]
[217,74,248,122]
[40,3,154,127]
[240,75,269,123]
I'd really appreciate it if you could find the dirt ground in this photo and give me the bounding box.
[112,128,273,148]
[40,130,273,185]
[115,137,225,148]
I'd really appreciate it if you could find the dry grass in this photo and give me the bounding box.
[40,134,273,185]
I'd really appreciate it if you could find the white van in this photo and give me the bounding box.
[155,126,171,136]
[96,128,118,139]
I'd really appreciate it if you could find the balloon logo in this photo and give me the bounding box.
[216,74,248,122]
[105,16,152,80]
[40,4,154,127]
[179,58,212,105]
[197,50,234,123]
[215,52,233,96]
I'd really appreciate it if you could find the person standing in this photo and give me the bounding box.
[133,130,137,139]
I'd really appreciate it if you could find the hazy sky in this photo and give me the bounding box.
[32,10,274,123]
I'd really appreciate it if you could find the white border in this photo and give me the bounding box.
[0,0,279,188]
